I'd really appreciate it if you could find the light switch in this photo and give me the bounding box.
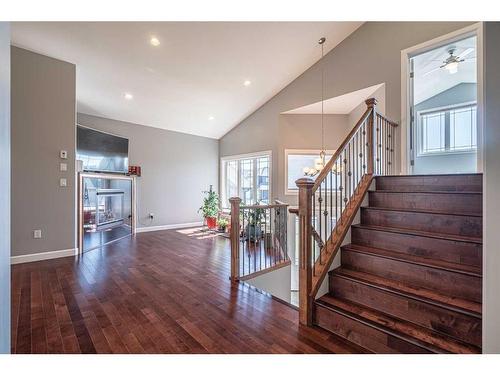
[60,178,67,187]
[60,150,68,159]
[33,229,42,239]
[60,162,67,172]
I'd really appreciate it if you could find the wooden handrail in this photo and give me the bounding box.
[313,106,373,190]
[295,97,398,326]
[240,203,288,210]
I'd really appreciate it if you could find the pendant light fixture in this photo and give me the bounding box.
[303,37,327,177]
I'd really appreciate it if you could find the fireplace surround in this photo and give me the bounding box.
[78,172,136,253]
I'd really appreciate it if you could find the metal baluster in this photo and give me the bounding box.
[238,209,245,276]
[312,191,316,275]
[318,184,322,261]
[329,169,333,238]
[340,152,344,223]
[271,207,275,267]
[277,207,282,263]
[321,179,326,265]
[347,143,351,204]
[364,121,367,177]
[264,207,267,269]
[335,159,338,230]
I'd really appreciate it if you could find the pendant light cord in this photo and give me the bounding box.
[321,39,325,154]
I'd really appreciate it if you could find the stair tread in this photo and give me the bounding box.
[342,244,482,277]
[352,224,483,244]
[372,190,482,195]
[362,205,482,218]
[331,267,482,317]
[316,295,481,354]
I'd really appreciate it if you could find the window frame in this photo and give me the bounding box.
[284,149,336,195]
[417,101,477,157]
[220,150,272,209]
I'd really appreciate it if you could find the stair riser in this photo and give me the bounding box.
[314,304,434,353]
[341,250,482,303]
[361,208,482,238]
[351,227,482,268]
[369,191,482,216]
[329,274,482,347]
[375,175,482,192]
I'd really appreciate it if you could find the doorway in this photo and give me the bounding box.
[407,33,479,175]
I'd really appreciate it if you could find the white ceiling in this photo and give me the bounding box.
[11,22,362,139]
[282,83,384,114]
[413,36,477,104]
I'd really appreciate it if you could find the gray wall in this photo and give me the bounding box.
[220,22,472,195]
[483,21,500,354]
[0,22,10,354]
[11,47,76,257]
[77,113,219,228]
[414,82,477,174]
[277,114,349,203]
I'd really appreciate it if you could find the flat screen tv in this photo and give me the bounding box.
[77,125,129,174]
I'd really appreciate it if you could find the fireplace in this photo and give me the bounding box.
[78,172,136,253]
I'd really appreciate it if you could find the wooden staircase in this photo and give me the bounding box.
[313,174,483,353]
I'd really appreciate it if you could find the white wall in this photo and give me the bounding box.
[245,265,292,303]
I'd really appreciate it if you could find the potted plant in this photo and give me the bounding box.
[199,186,219,230]
[217,217,229,232]
[243,207,264,242]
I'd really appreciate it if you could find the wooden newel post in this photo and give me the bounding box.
[296,177,315,326]
[229,197,241,282]
[365,97,377,175]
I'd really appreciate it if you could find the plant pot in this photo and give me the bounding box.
[206,216,217,229]
[245,224,262,242]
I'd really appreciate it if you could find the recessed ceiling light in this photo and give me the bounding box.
[209,116,215,121]
[124,93,133,100]
[150,36,160,47]
[243,80,252,87]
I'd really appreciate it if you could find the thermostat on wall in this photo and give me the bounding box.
[60,150,68,159]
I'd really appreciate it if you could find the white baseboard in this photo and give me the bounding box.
[11,248,78,265]
[135,221,204,233]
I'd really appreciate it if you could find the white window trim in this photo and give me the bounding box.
[220,150,272,208]
[284,149,336,195]
[416,101,477,157]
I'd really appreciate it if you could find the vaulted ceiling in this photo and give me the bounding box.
[11,22,362,138]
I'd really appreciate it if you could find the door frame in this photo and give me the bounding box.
[400,22,484,175]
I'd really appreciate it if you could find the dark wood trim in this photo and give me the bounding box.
[310,174,374,298]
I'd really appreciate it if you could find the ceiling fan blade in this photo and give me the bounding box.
[458,48,474,59]
[422,66,442,77]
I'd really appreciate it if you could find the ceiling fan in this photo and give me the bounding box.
[422,47,475,76]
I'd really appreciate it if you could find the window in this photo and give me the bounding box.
[285,150,334,194]
[221,152,271,208]
[418,104,477,155]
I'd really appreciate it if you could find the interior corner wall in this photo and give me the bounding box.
[277,113,350,203]
[219,22,473,200]
[11,47,76,257]
[482,21,500,354]
[77,113,219,229]
[0,22,11,354]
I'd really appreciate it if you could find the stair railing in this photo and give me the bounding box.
[229,198,290,281]
[295,98,398,325]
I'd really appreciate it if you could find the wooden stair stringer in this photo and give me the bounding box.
[310,174,374,298]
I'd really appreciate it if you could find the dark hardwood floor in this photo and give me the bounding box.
[11,227,364,354]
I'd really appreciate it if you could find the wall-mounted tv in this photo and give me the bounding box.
[77,125,129,174]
